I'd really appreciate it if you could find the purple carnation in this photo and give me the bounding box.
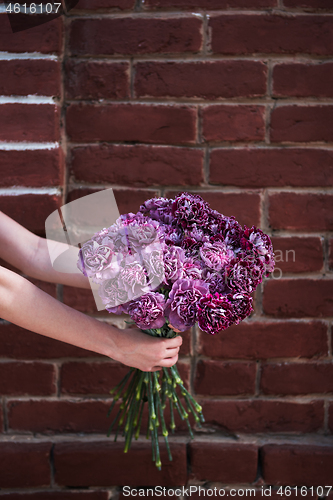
[165,279,209,332]
[140,197,173,224]
[200,241,234,272]
[127,292,166,330]
[163,246,186,284]
[197,293,234,334]
[172,192,210,229]
[227,292,253,324]
[78,240,119,281]
[225,260,257,293]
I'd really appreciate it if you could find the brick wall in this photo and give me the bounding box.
[0,0,333,495]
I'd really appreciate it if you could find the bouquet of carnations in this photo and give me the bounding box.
[77,192,275,469]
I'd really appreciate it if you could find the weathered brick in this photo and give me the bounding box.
[273,62,333,98]
[202,105,265,142]
[329,402,333,432]
[144,0,276,7]
[0,104,60,142]
[61,361,129,395]
[0,442,51,488]
[65,60,130,100]
[134,61,267,99]
[202,399,324,433]
[269,192,333,231]
[197,321,328,359]
[54,441,187,486]
[194,359,256,395]
[271,105,333,142]
[209,14,333,55]
[0,60,60,96]
[263,279,333,318]
[329,239,333,270]
[210,148,333,187]
[190,441,258,483]
[66,103,197,144]
[0,493,108,499]
[0,322,99,359]
[0,406,3,433]
[271,237,323,273]
[7,399,112,433]
[165,190,261,228]
[74,0,135,8]
[0,362,56,396]
[0,14,62,53]
[69,17,202,56]
[0,149,63,188]
[283,0,333,8]
[261,362,333,395]
[70,145,204,186]
[0,194,61,233]
[262,444,333,486]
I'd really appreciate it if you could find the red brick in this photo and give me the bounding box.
[0,442,51,488]
[283,0,333,8]
[65,60,130,100]
[194,360,256,395]
[61,361,130,395]
[7,399,112,433]
[0,14,62,54]
[271,237,323,273]
[202,105,265,142]
[209,14,333,55]
[0,149,63,188]
[0,362,56,396]
[167,191,261,228]
[145,0,276,7]
[329,402,333,432]
[66,103,196,144]
[0,322,100,359]
[74,0,135,8]
[271,105,333,143]
[197,321,328,359]
[0,406,3,433]
[70,145,204,186]
[69,17,202,56]
[0,60,60,96]
[329,239,333,270]
[262,444,333,486]
[269,192,333,231]
[54,441,187,486]
[202,399,324,433]
[0,493,108,500]
[273,62,333,98]
[134,61,267,99]
[0,104,59,142]
[263,279,333,318]
[190,441,258,483]
[261,362,333,395]
[0,194,61,233]
[210,148,333,187]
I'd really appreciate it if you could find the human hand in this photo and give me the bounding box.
[107,327,183,372]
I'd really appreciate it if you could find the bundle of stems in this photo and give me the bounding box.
[106,327,204,469]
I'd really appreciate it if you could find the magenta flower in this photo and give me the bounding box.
[227,292,253,324]
[200,241,234,272]
[163,246,185,284]
[127,292,166,330]
[197,293,234,334]
[172,192,210,229]
[165,279,209,331]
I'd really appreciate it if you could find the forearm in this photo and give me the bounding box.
[0,266,117,357]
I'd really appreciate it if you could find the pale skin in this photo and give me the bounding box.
[0,211,182,372]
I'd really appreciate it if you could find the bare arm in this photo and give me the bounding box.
[0,211,89,288]
[0,265,182,371]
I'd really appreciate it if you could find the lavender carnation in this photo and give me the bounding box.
[127,292,166,330]
[172,192,210,229]
[165,279,209,332]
